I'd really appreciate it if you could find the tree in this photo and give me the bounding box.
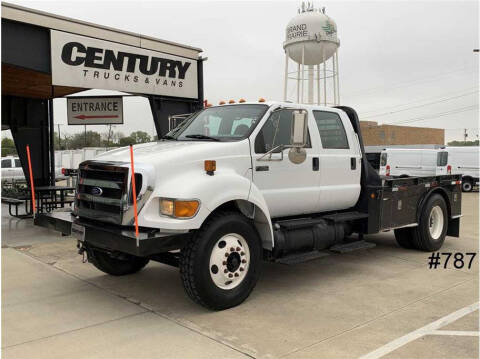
[447,140,479,146]
[68,131,102,149]
[130,131,151,144]
[1,137,16,156]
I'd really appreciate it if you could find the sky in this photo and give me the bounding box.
[4,0,480,142]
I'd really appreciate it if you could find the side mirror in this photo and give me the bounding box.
[289,110,308,164]
[291,110,308,147]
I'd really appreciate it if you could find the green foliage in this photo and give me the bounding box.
[447,140,479,146]
[1,137,16,156]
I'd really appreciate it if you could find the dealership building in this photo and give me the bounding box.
[1,2,204,187]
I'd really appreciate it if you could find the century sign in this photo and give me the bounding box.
[67,96,123,125]
[51,30,198,99]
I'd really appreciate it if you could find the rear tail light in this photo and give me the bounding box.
[447,165,452,174]
[386,165,390,176]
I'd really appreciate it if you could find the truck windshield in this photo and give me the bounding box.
[169,104,268,142]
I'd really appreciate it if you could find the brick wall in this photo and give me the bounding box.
[359,121,444,146]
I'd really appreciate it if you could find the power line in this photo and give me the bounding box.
[384,105,478,126]
[345,66,477,96]
[360,90,479,119]
[359,86,479,115]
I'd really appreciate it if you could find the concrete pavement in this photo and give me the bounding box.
[2,194,479,358]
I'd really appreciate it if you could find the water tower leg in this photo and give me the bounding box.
[332,56,337,105]
[301,44,305,103]
[296,63,300,103]
[335,51,340,104]
[317,64,321,105]
[308,65,314,104]
[284,51,289,102]
[323,51,327,106]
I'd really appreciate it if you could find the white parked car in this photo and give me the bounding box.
[379,148,449,177]
[1,157,24,180]
[446,146,479,192]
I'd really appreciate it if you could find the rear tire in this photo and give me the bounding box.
[394,227,415,249]
[88,247,149,276]
[462,179,473,192]
[180,211,262,310]
[411,194,448,251]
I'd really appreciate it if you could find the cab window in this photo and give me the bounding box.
[14,159,21,168]
[380,152,388,166]
[437,152,448,166]
[1,159,12,168]
[255,109,311,153]
[313,111,349,149]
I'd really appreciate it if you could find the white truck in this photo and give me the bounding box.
[379,148,450,178]
[1,156,24,180]
[36,102,462,310]
[445,146,479,192]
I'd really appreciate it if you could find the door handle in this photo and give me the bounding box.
[351,157,356,170]
[312,157,319,171]
[256,166,269,172]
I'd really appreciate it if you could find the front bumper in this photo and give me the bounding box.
[34,211,191,257]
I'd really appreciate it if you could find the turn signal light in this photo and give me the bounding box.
[239,98,246,103]
[174,200,199,218]
[205,160,216,175]
[219,100,226,105]
[258,97,266,102]
[229,99,235,104]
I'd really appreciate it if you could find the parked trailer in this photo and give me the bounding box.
[379,148,449,177]
[445,146,479,192]
[36,103,462,310]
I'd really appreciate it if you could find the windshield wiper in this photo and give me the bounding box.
[185,134,220,141]
[161,135,177,140]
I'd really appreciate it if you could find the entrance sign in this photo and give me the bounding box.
[67,96,124,125]
[51,30,198,99]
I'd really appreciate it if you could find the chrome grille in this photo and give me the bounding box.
[76,162,129,225]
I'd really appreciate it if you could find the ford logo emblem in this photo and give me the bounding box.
[91,187,103,196]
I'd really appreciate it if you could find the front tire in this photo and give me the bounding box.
[87,247,149,276]
[180,211,262,310]
[411,194,448,251]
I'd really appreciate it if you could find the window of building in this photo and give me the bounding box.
[312,111,349,149]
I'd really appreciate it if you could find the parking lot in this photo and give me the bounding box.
[2,193,478,358]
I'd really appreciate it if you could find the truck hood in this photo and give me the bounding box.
[94,140,248,166]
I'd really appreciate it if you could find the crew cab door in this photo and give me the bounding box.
[250,108,320,218]
[312,110,361,212]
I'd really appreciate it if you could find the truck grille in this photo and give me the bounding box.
[76,162,130,225]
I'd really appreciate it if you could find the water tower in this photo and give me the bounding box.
[283,2,340,105]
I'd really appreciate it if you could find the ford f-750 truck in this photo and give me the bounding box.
[36,102,462,310]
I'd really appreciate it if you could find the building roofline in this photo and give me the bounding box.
[1,2,203,56]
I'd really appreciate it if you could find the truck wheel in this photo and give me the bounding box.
[180,211,262,310]
[412,194,448,251]
[462,179,473,192]
[88,247,149,276]
[394,228,414,249]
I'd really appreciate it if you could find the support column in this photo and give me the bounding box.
[308,65,314,104]
[284,50,289,102]
[323,51,327,106]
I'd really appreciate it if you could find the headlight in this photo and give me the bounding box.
[159,198,199,218]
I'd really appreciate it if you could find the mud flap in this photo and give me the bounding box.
[447,217,460,237]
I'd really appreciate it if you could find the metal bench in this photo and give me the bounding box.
[1,197,30,218]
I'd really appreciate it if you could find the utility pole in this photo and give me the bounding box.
[464,128,468,144]
[57,124,61,149]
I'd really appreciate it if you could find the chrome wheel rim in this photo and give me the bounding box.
[209,233,250,290]
[428,205,444,240]
[463,182,472,191]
